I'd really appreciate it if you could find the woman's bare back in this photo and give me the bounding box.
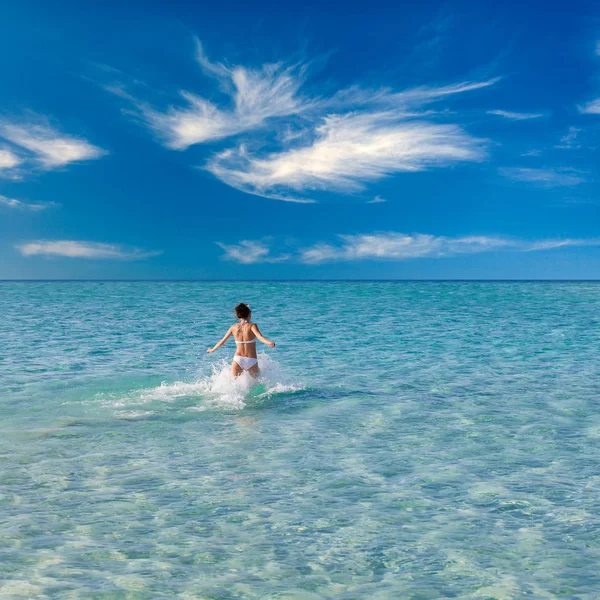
[233,322,258,358]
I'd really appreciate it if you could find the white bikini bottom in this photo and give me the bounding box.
[233,355,258,370]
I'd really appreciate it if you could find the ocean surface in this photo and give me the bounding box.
[1,281,599,599]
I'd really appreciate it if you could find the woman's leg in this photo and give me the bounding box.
[248,363,260,378]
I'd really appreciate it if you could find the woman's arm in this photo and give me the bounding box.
[251,324,275,348]
[207,326,233,353]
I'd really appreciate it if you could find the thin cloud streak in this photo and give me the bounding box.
[333,77,501,110]
[487,109,545,120]
[0,122,106,168]
[0,194,57,211]
[217,233,600,264]
[525,239,600,251]
[499,167,585,187]
[16,240,161,260]
[383,78,501,105]
[300,233,512,263]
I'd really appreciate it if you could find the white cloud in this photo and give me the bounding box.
[487,110,545,120]
[142,95,239,149]
[129,40,498,153]
[217,233,600,264]
[137,39,311,150]
[367,195,387,203]
[0,123,106,168]
[206,112,486,201]
[106,41,500,201]
[300,233,512,263]
[0,194,57,211]
[499,167,585,187]
[216,240,290,264]
[0,148,21,170]
[579,98,600,115]
[15,240,161,260]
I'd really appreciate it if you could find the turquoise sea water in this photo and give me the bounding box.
[1,281,600,599]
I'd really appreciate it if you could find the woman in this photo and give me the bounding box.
[207,303,275,377]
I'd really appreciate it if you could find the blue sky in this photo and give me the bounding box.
[1,0,599,279]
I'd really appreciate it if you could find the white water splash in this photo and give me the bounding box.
[190,352,304,410]
[99,353,304,413]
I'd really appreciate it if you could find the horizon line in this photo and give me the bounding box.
[1,279,600,283]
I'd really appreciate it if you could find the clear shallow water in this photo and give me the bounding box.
[1,281,600,599]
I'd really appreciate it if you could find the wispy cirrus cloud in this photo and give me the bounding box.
[367,195,387,203]
[0,122,106,169]
[499,167,586,187]
[107,40,500,201]
[135,39,311,150]
[15,240,161,260]
[203,73,497,201]
[487,109,546,120]
[217,233,600,264]
[0,194,58,211]
[117,38,499,153]
[217,240,290,264]
[206,112,486,201]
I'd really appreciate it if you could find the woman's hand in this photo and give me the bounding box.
[268,342,275,349]
[207,347,215,353]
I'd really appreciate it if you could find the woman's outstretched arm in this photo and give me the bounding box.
[207,327,233,353]
[251,324,275,348]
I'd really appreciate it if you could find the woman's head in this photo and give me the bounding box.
[235,303,251,320]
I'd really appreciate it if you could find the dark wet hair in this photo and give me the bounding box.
[235,303,251,319]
